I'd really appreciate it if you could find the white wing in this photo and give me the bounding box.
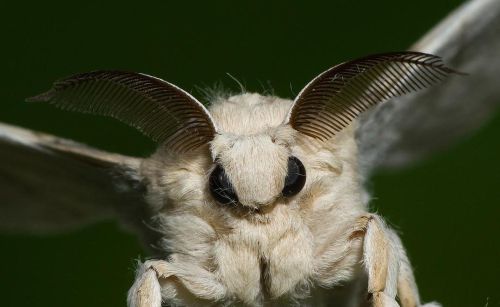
[0,122,159,248]
[358,0,500,175]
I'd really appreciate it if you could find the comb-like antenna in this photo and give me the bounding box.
[285,52,459,141]
[27,71,217,153]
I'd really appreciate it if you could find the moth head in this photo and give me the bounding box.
[209,124,304,209]
[28,52,456,211]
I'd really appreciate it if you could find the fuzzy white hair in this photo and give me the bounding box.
[132,93,437,307]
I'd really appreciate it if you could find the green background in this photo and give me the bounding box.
[1,1,499,306]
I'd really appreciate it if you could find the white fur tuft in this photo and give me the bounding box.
[131,93,435,306]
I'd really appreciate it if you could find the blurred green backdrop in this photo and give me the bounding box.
[0,1,498,306]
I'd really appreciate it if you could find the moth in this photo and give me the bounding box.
[1,0,499,306]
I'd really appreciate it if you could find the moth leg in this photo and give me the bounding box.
[361,214,399,307]
[128,258,227,307]
[362,215,440,307]
[127,260,168,307]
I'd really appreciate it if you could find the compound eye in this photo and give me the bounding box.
[209,164,238,205]
[282,156,306,197]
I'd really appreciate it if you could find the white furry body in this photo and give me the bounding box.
[129,94,438,307]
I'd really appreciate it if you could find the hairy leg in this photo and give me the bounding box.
[127,258,227,307]
[128,263,163,307]
[362,214,441,307]
[362,215,399,307]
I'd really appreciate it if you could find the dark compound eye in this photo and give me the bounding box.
[209,164,238,205]
[282,156,306,197]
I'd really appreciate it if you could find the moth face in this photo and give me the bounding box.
[209,125,305,209]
